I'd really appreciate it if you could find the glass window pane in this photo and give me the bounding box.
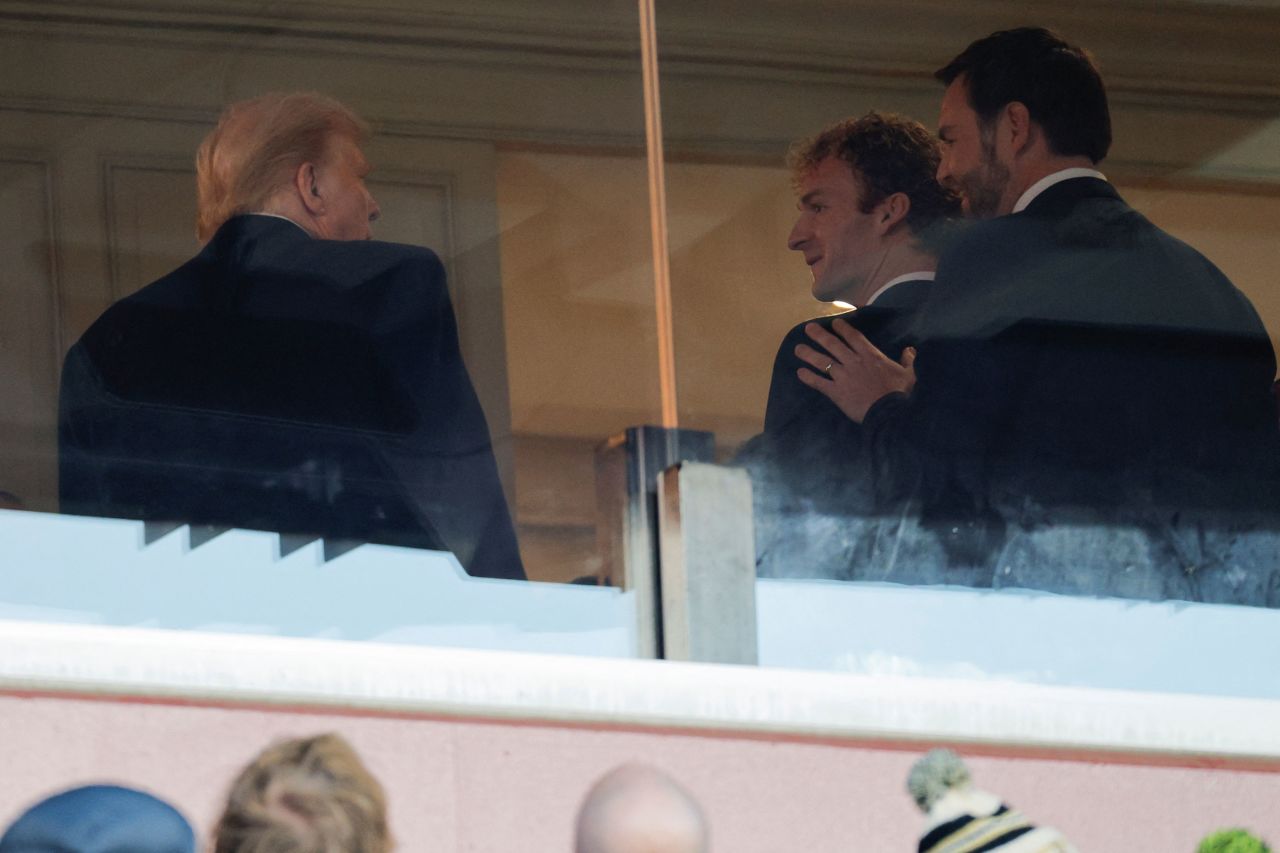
[0,0,660,655]
[656,2,1280,696]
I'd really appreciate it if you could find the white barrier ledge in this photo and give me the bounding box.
[757,577,1280,699]
[0,619,1278,762]
[0,509,635,657]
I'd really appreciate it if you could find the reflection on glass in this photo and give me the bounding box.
[658,6,1280,610]
[0,1,657,648]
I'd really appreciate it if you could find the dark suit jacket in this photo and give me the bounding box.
[863,177,1279,515]
[764,278,933,435]
[59,214,525,580]
[740,278,933,512]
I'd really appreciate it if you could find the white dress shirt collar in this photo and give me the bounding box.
[247,211,312,235]
[1012,168,1107,214]
[865,271,936,307]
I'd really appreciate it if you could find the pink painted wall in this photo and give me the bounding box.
[0,692,1276,851]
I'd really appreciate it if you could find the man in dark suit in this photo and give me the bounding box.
[794,29,1278,598]
[59,92,525,580]
[749,113,960,512]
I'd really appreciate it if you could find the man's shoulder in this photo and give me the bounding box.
[302,236,445,281]
[778,309,855,351]
[775,299,923,364]
[314,235,440,263]
[785,309,852,334]
[77,255,206,342]
[942,211,1041,261]
[935,187,1116,283]
[213,216,447,285]
[779,283,931,343]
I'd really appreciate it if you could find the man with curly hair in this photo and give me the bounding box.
[745,112,959,544]
[771,112,960,434]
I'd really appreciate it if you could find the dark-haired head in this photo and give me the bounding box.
[935,27,1111,164]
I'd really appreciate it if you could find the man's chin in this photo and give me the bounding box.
[964,198,1000,220]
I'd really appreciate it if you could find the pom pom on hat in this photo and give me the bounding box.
[907,748,972,812]
[907,750,1078,853]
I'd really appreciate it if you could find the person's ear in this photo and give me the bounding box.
[295,162,325,215]
[1004,101,1033,156]
[876,192,911,235]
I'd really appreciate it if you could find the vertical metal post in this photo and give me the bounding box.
[595,426,714,657]
[637,0,679,429]
[657,462,758,665]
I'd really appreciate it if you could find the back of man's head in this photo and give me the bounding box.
[213,733,391,853]
[574,763,708,853]
[195,92,368,242]
[788,112,960,245]
[935,27,1111,164]
[0,784,195,853]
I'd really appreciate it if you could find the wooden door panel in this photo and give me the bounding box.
[0,157,60,510]
[105,159,200,300]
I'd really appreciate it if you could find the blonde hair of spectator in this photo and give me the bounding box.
[575,762,709,853]
[213,733,391,853]
[195,92,369,242]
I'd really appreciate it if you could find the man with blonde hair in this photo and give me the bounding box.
[574,763,709,853]
[59,92,524,579]
[194,93,375,243]
[739,112,959,581]
[214,733,391,853]
[747,112,958,502]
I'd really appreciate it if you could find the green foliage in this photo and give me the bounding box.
[1197,828,1272,853]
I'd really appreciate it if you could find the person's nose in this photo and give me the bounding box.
[787,218,808,251]
[936,157,952,185]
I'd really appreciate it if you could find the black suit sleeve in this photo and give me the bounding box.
[861,331,1025,509]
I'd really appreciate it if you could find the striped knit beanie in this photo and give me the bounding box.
[907,749,1077,853]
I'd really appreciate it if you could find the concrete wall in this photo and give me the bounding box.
[3,689,1278,851]
[1,621,1277,851]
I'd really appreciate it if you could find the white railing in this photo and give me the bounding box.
[1,508,636,657]
[756,577,1280,700]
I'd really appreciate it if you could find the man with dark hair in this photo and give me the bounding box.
[59,92,525,580]
[747,113,958,507]
[932,25,1111,218]
[794,28,1277,598]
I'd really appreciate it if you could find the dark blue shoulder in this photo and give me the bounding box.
[782,310,852,346]
[314,235,445,275]
[305,238,445,285]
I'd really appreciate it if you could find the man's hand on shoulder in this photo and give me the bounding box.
[795,318,916,423]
